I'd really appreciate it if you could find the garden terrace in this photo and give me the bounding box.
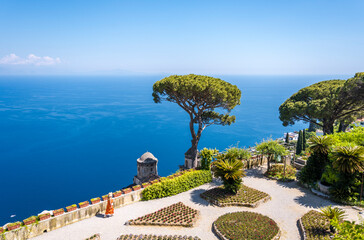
[213,211,280,240]
[200,184,270,207]
[299,210,331,240]
[116,235,201,240]
[127,202,198,227]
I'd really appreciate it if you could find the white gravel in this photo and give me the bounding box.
[32,167,362,240]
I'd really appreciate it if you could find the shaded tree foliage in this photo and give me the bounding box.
[152,74,241,168]
[279,73,364,135]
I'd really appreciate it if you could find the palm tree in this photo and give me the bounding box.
[256,140,287,171]
[332,145,364,201]
[320,205,346,232]
[212,157,245,193]
[308,135,334,156]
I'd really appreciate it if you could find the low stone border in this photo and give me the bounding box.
[201,194,271,208]
[297,218,307,240]
[212,222,281,240]
[0,190,143,240]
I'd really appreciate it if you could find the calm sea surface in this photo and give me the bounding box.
[0,75,348,224]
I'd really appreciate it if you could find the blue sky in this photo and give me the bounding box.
[0,0,363,75]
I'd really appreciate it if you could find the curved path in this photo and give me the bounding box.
[32,168,362,240]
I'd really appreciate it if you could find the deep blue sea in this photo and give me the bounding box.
[0,75,349,225]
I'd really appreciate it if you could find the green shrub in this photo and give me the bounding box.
[141,170,212,200]
[320,165,340,186]
[331,218,364,239]
[265,164,296,180]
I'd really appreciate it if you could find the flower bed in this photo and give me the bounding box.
[116,234,201,240]
[127,202,199,227]
[200,185,270,207]
[85,233,101,240]
[213,212,280,240]
[299,210,331,240]
[265,164,297,181]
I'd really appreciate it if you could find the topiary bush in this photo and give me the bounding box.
[213,211,279,240]
[141,170,212,200]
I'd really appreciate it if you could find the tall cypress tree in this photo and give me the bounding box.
[285,132,290,143]
[302,129,306,151]
[296,130,303,155]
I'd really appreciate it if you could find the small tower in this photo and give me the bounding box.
[133,152,159,185]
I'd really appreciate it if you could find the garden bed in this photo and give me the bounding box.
[298,210,331,240]
[213,211,280,240]
[264,164,296,181]
[200,185,270,207]
[127,202,199,227]
[116,235,201,240]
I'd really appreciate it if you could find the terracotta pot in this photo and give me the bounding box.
[23,219,36,225]
[38,213,50,221]
[113,192,122,197]
[79,202,89,208]
[66,206,77,212]
[102,195,109,201]
[122,188,132,194]
[91,199,101,204]
[132,185,141,191]
[53,209,64,216]
[142,183,151,188]
[7,223,20,231]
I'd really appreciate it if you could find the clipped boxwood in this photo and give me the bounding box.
[142,170,212,200]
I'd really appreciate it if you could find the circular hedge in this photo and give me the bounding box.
[213,212,280,240]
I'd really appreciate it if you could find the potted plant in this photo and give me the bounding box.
[0,227,4,234]
[79,201,89,208]
[38,213,51,221]
[122,188,132,194]
[91,197,101,204]
[132,185,141,191]
[7,222,21,231]
[53,208,64,216]
[113,190,122,197]
[23,216,37,225]
[66,204,77,212]
[142,182,151,188]
[151,179,159,184]
[102,194,109,201]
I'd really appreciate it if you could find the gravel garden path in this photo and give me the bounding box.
[32,167,363,240]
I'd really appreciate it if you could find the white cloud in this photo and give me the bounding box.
[0,53,61,66]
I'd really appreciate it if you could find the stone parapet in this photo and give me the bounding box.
[1,189,143,240]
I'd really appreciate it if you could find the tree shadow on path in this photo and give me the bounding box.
[294,189,336,209]
[190,188,212,207]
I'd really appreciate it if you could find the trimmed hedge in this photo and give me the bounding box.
[142,170,212,200]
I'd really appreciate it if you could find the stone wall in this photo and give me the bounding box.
[1,189,143,240]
